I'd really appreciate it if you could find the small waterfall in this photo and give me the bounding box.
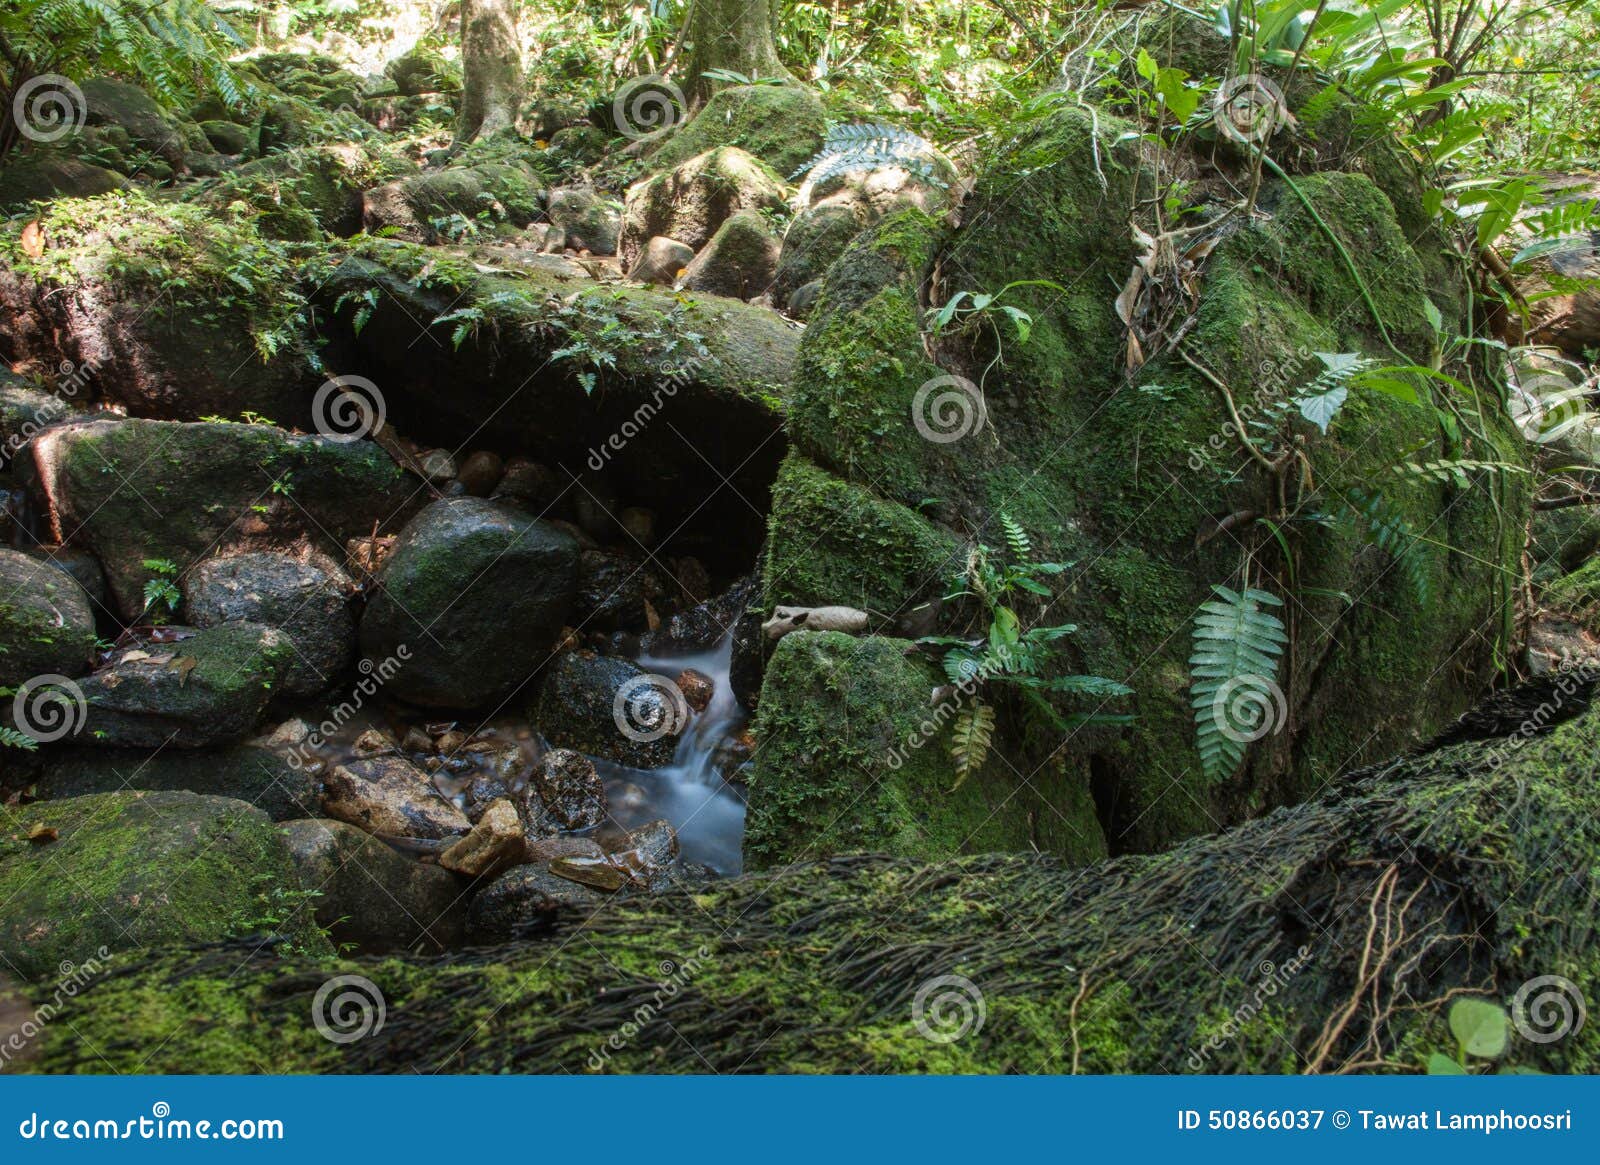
[593,632,749,875]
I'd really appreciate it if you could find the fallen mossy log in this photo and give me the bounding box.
[27,699,1600,1074]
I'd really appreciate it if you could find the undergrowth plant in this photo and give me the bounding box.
[920,514,1132,789]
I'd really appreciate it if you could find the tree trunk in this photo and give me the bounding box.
[684,0,793,105]
[27,679,1600,1074]
[457,0,522,142]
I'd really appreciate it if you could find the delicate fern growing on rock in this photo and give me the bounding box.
[0,725,39,751]
[791,122,950,193]
[1344,487,1432,606]
[1190,585,1289,782]
[921,514,1133,789]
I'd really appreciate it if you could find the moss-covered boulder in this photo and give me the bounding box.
[184,552,356,697]
[80,77,191,169]
[385,48,462,97]
[0,152,126,213]
[198,119,253,156]
[22,693,1600,1072]
[31,418,416,619]
[0,192,316,425]
[680,209,782,299]
[0,549,98,689]
[747,632,1107,869]
[361,151,545,243]
[188,141,414,240]
[0,791,329,981]
[544,184,621,255]
[619,147,789,272]
[758,105,1529,862]
[650,84,826,177]
[36,744,320,821]
[77,623,292,749]
[360,497,578,710]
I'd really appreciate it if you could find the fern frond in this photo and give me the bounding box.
[791,122,949,191]
[1190,585,1288,782]
[1345,487,1432,606]
[0,726,39,751]
[999,513,1032,561]
[1392,459,1529,489]
[949,701,996,791]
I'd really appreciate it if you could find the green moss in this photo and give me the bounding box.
[745,631,1107,869]
[763,453,956,615]
[1544,557,1600,632]
[651,84,827,176]
[0,791,330,980]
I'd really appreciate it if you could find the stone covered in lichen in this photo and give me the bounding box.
[649,84,827,177]
[0,549,98,689]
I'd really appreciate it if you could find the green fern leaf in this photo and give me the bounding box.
[1345,488,1432,606]
[949,702,996,791]
[1190,585,1288,782]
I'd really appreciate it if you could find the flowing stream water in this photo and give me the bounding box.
[592,633,750,876]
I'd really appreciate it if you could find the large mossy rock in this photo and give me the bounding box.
[188,141,414,240]
[30,418,415,619]
[77,622,291,749]
[23,689,1600,1072]
[317,241,794,567]
[649,84,826,177]
[0,791,329,981]
[0,152,126,214]
[36,744,320,821]
[80,77,192,169]
[618,147,789,271]
[361,150,545,243]
[0,549,98,689]
[359,497,579,710]
[0,193,316,426]
[754,106,1529,862]
[746,631,1107,869]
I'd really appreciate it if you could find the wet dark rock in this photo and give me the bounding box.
[77,623,291,749]
[456,450,505,496]
[530,747,606,830]
[574,548,650,632]
[37,745,318,822]
[30,419,415,619]
[533,651,686,768]
[676,668,714,713]
[548,853,628,891]
[494,457,560,508]
[729,599,766,712]
[0,548,97,688]
[322,754,471,840]
[621,818,680,869]
[280,818,467,953]
[523,835,606,865]
[359,497,579,710]
[467,864,608,939]
[640,575,756,655]
[183,552,355,697]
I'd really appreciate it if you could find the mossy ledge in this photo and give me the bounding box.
[26,695,1600,1074]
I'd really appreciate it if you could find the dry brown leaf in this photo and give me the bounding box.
[20,220,44,259]
[643,598,661,632]
[1125,330,1146,373]
[1115,265,1143,326]
[26,823,58,844]
[168,656,198,686]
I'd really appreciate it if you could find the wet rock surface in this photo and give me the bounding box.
[533,651,686,768]
[322,754,472,840]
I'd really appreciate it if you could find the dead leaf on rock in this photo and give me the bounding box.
[20,220,44,259]
[26,824,58,844]
[168,656,198,685]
